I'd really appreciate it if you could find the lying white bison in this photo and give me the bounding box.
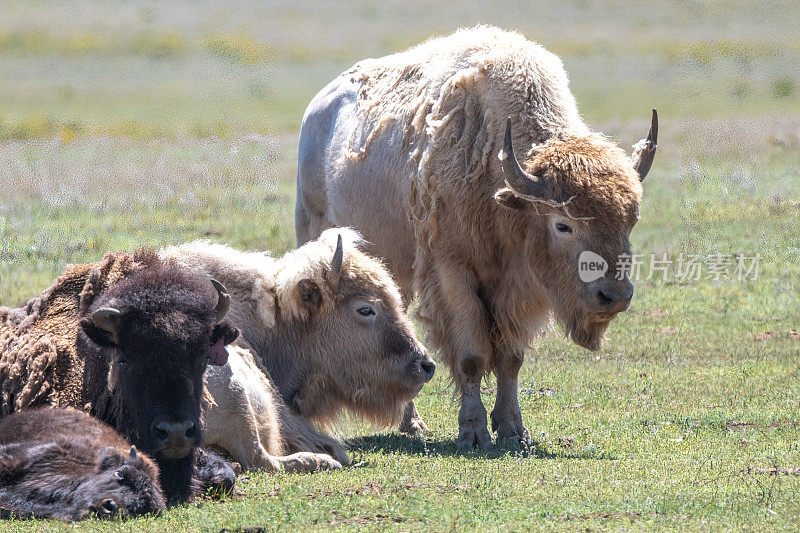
[295,26,657,449]
[203,343,344,472]
[162,228,435,467]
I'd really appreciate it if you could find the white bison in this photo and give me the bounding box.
[162,228,435,467]
[204,344,344,473]
[295,26,657,450]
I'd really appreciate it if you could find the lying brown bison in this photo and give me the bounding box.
[0,408,165,521]
[0,250,239,502]
[161,228,435,466]
[296,26,658,449]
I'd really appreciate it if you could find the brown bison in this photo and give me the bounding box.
[295,26,658,449]
[161,228,435,465]
[0,407,165,521]
[0,250,239,502]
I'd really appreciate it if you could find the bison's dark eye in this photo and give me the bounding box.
[555,222,573,234]
[357,306,375,317]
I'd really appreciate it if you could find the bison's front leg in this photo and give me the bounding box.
[490,347,531,447]
[457,377,491,451]
[428,264,493,451]
[398,401,428,436]
[276,452,342,473]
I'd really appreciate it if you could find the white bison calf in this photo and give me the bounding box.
[161,228,435,469]
[204,344,344,472]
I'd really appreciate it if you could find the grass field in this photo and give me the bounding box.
[1,1,799,531]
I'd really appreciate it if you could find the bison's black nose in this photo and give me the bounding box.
[420,359,436,382]
[596,281,634,314]
[152,418,197,451]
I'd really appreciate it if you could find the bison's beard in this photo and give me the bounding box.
[349,385,408,429]
[155,449,197,504]
[556,310,614,352]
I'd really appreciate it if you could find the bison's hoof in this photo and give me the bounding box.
[491,413,532,449]
[456,425,492,452]
[316,455,343,472]
[282,452,342,474]
[399,414,429,437]
[498,433,532,449]
[196,449,237,495]
[398,402,429,437]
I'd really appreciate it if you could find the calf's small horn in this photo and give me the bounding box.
[631,109,658,181]
[329,234,344,292]
[210,278,230,322]
[93,308,122,345]
[500,117,548,198]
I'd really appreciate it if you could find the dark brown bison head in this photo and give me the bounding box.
[81,445,166,520]
[0,442,165,521]
[494,112,657,351]
[78,252,238,501]
[271,230,435,428]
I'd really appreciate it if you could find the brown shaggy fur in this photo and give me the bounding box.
[0,251,240,503]
[0,253,138,414]
[0,408,165,521]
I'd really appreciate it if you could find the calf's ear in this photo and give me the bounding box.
[298,278,323,311]
[99,447,125,470]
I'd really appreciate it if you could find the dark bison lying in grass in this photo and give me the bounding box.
[0,250,239,503]
[0,408,165,521]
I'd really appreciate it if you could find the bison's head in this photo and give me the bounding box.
[78,445,165,520]
[2,443,165,522]
[78,255,238,494]
[494,112,657,351]
[274,229,434,427]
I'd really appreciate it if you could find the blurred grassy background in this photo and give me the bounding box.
[1,0,799,138]
[1,1,799,531]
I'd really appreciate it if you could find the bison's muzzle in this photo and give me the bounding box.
[589,277,634,316]
[408,348,436,385]
[150,417,199,460]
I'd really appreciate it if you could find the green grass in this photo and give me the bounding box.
[1,0,800,530]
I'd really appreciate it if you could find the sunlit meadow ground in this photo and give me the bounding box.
[1,1,799,531]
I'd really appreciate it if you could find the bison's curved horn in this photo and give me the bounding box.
[631,109,658,181]
[329,234,344,293]
[93,308,122,344]
[210,278,230,322]
[129,446,137,459]
[500,117,548,198]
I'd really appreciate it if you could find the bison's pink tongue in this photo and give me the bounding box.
[209,338,229,366]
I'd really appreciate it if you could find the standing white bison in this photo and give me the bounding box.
[295,26,657,450]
